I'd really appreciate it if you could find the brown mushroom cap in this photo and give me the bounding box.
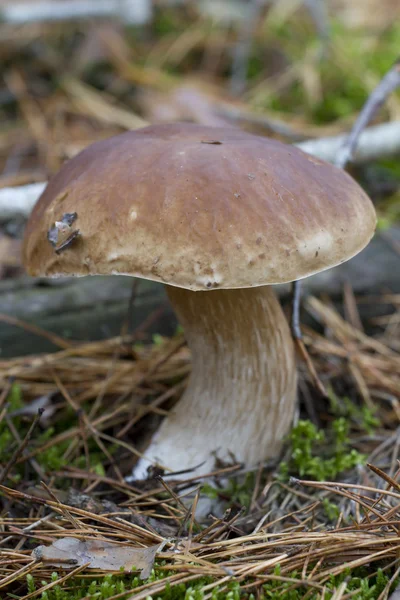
[23,123,376,290]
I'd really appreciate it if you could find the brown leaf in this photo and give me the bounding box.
[32,537,160,579]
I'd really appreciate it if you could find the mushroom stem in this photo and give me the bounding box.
[133,285,297,479]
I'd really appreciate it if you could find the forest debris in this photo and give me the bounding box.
[32,537,161,578]
[1,455,400,597]
[62,77,147,130]
[48,212,80,254]
[0,408,44,485]
[0,5,399,598]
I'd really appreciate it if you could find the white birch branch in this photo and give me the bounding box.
[0,183,46,220]
[296,120,400,165]
[334,58,400,168]
[1,119,399,221]
[0,0,152,25]
[0,0,251,26]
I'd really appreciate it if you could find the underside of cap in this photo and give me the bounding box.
[23,123,376,290]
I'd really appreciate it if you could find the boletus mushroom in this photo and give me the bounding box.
[23,123,376,479]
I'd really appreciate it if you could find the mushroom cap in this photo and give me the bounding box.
[23,123,376,290]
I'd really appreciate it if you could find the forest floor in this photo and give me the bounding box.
[0,3,400,598]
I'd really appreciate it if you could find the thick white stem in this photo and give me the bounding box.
[133,285,297,479]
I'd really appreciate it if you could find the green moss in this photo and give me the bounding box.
[377,192,400,230]
[279,418,365,481]
[328,389,380,434]
[153,333,167,347]
[202,471,255,510]
[21,571,216,600]
[7,383,24,410]
[253,19,400,124]
[0,384,116,483]
[152,8,190,36]
[322,498,340,521]
[205,404,376,506]
[0,384,23,461]
[258,565,396,599]
[21,565,397,600]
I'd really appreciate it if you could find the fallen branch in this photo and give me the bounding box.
[335,58,400,169]
[0,182,46,220]
[296,119,400,165]
[0,0,152,25]
[0,408,44,485]
[2,119,400,222]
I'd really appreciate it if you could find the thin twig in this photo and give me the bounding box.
[0,379,13,413]
[290,58,400,397]
[291,280,327,397]
[0,313,72,349]
[303,0,330,54]
[291,281,303,341]
[0,408,44,485]
[155,475,201,531]
[4,415,46,481]
[40,481,86,532]
[230,0,266,95]
[335,57,400,169]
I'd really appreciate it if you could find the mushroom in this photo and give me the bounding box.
[23,123,376,479]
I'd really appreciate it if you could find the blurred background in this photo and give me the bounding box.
[0,0,399,356]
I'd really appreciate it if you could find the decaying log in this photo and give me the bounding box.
[0,229,398,358]
[0,276,174,357]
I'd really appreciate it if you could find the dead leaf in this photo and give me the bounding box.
[32,537,160,579]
